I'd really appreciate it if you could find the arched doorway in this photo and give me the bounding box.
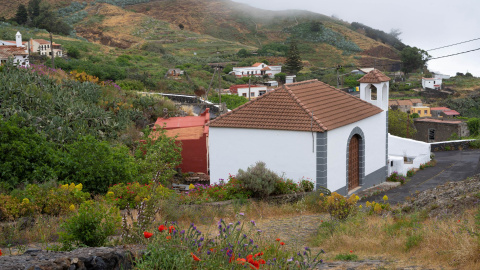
[348,134,360,191]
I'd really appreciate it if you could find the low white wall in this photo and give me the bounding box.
[209,127,316,185]
[388,134,431,176]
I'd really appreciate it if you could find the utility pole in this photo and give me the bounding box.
[248,78,251,101]
[49,32,54,69]
[218,66,222,111]
[406,111,410,138]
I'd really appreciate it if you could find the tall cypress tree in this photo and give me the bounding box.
[284,40,303,75]
[15,4,28,25]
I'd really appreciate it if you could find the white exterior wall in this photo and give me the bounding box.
[422,78,442,89]
[388,134,431,176]
[209,128,316,184]
[326,112,387,192]
[13,54,29,67]
[232,65,282,78]
[237,86,268,98]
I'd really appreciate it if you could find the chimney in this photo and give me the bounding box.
[16,31,22,47]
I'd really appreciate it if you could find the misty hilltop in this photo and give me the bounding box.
[1,0,405,69]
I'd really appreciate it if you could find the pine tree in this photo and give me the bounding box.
[15,4,28,25]
[284,40,303,75]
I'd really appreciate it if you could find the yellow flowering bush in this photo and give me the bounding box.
[12,183,90,216]
[319,192,359,220]
[0,194,38,221]
[106,182,173,209]
[365,199,391,215]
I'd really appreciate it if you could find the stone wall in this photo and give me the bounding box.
[414,119,468,142]
[430,140,475,152]
[0,246,141,270]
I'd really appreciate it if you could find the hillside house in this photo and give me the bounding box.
[229,84,269,98]
[150,109,210,174]
[430,107,460,118]
[166,68,184,77]
[414,118,468,142]
[422,77,442,90]
[208,70,395,195]
[29,38,63,57]
[231,62,282,78]
[351,68,375,75]
[411,106,431,117]
[0,32,29,67]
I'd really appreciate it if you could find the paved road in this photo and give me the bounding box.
[363,149,480,205]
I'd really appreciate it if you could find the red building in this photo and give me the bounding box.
[151,109,210,174]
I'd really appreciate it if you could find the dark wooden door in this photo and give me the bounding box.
[348,135,360,191]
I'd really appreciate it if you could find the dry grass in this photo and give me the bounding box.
[311,208,480,269]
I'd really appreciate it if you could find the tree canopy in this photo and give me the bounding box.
[283,40,303,75]
[400,46,430,75]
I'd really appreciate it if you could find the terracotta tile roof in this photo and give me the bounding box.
[252,62,263,67]
[430,107,450,111]
[33,39,50,45]
[411,99,422,104]
[443,110,460,116]
[358,69,391,83]
[261,66,271,71]
[0,46,28,58]
[396,100,413,106]
[389,100,399,106]
[415,118,462,124]
[208,80,383,132]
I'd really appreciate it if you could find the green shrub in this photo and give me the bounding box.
[236,161,280,198]
[319,192,359,220]
[273,178,300,195]
[406,169,415,177]
[59,136,138,194]
[59,200,121,250]
[467,118,480,136]
[0,116,61,190]
[405,233,423,251]
[334,253,358,261]
[117,79,146,90]
[387,172,406,184]
[470,139,480,149]
[0,194,37,221]
[299,178,315,192]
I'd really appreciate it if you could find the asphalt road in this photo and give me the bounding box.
[364,149,480,205]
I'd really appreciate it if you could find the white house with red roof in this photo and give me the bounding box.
[0,32,29,67]
[208,70,399,195]
[29,38,63,57]
[229,84,270,99]
[422,77,442,90]
[231,62,282,78]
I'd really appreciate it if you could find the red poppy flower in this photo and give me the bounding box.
[350,250,353,253]
[276,238,280,241]
[229,254,235,263]
[191,252,201,261]
[166,235,171,240]
[169,225,175,234]
[246,254,253,261]
[258,259,266,264]
[0,249,2,256]
[254,251,263,257]
[280,242,285,246]
[236,258,246,265]
[143,231,153,239]
[158,225,167,232]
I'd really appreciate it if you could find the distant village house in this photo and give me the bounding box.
[422,77,442,90]
[29,38,63,57]
[229,84,270,98]
[231,62,282,78]
[0,32,29,67]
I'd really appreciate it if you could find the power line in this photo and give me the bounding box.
[430,47,480,60]
[427,37,480,51]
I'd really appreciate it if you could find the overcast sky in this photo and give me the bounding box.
[232,0,480,76]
